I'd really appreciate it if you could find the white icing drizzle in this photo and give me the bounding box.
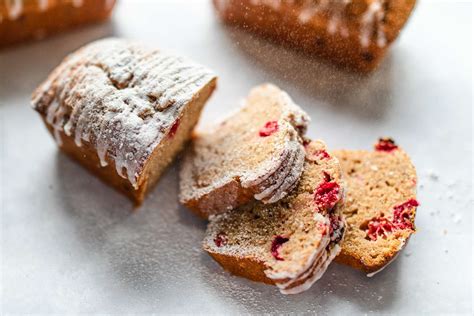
[32,38,216,188]
[38,0,49,11]
[72,0,83,8]
[5,0,23,20]
[281,244,340,294]
[360,0,387,47]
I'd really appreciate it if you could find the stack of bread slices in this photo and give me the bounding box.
[179,84,418,294]
[30,39,418,295]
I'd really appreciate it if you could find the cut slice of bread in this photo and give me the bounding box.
[203,140,345,294]
[31,38,217,205]
[179,84,309,218]
[333,138,418,275]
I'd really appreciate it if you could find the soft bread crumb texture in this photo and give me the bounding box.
[333,142,418,273]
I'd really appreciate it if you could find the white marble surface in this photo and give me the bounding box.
[0,0,472,314]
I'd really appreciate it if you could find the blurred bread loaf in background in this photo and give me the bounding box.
[213,0,416,72]
[0,0,116,48]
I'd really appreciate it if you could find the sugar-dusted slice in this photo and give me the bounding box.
[203,140,345,294]
[179,84,309,218]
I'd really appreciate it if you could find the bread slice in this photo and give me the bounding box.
[0,0,116,48]
[179,84,309,218]
[31,38,217,205]
[333,138,418,275]
[213,0,416,72]
[203,140,345,294]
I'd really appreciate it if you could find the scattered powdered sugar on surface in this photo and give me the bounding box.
[32,38,215,188]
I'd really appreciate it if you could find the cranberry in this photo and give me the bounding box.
[314,181,340,211]
[271,235,289,261]
[323,171,331,182]
[214,232,228,247]
[329,214,344,243]
[315,150,331,159]
[307,148,331,161]
[366,217,395,241]
[392,199,419,230]
[375,138,398,152]
[168,118,180,138]
[259,121,279,137]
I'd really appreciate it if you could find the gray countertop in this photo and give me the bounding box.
[1,0,472,314]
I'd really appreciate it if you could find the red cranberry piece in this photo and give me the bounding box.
[271,235,289,261]
[307,148,331,161]
[168,118,180,138]
[329,214,344,243]
[323,171,331,182]
[316,150,331,159]
[314,181,340,211]
[259,121,279,137]
[392,199,419,230]
[214,232,228,247]
[375,138,398,152]
[366,217,395,240]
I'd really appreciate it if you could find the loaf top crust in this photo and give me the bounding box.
[214,0,416,49]
[179,84,310,212]
[204,140,345,294]
[0,0,116,22]
[333,138,418,274]
[31,38,216,189]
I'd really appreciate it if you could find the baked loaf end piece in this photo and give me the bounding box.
[32,38,217,205]
[213,0,416,72]
[203,140,345,294]
[333,138,418,275]
[0,0,116,48]
[179,84,309,219]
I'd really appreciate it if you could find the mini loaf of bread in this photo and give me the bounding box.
[213,0,416,72]
[179,84,309,218]
[203,140,345,294]
[32,38,217,204]
[0,0,116,48]
[333,138,418,275]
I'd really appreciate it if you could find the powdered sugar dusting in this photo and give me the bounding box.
[32,38,216,188]
[236,0,388,48]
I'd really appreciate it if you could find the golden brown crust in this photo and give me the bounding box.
[0,0,116,48]
[213,0,416,72]
[208,251,275,285]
